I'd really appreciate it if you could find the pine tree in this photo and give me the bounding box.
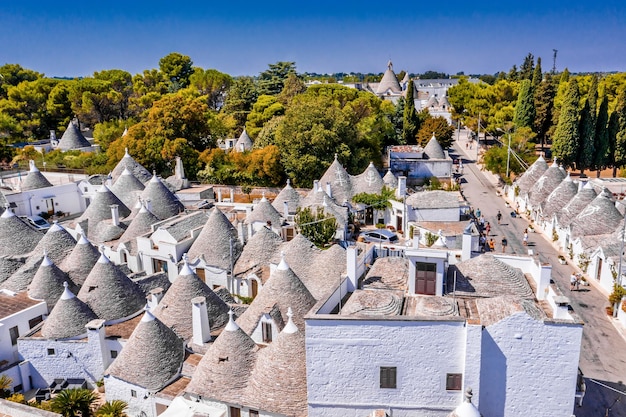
[403,80,419,144]
[532,57,543,87]
[534,73,555,150]
[552,79,580,167]
[514,79,535,129]
[593,95,610,176]
[560,68,570,83]
[507,65,519,81]
[520,53,535,80]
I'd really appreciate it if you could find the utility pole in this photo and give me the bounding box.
[552,49,558,74]
[476,113,481,161]
[506,132,512,179]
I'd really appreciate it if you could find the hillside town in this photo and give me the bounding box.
[1,55,626,417]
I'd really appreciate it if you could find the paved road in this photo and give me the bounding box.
[452,131,626,416]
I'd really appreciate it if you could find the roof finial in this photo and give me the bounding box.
[141,304,156,322]
[286,178,291,187]
[124,147,129,156]
[225,309,240,331]
[334,153,338,161]
[464,387,474,403]
[277,251,289,271]
[60,281,75,300]
[179,253,195,276]
[283,307,298,334]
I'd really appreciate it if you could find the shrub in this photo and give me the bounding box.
[425,231,438,247]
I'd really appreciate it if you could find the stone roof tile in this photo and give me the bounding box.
[140,174,184,220]
[28,254,73,310]
[20,160,53,190]
[58,121,91,150]
[352,162,384,195]
[41,282,98,339]
[110,148,152,184]
[0,208,43,258]
[514,154,549,197]
[59,234,100,288]
[187,208,242,270]
[271,179,302,215]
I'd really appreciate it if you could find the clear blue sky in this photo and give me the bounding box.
[1,1,625,78]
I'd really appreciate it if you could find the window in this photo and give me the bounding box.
[9,326,19,346]
[29,315,43,329]
[111,350,118,359]
[229,406,241,417]
[262,322,272,343]
[446,373,462,391]
[131,390,137,398]
[249,410,259,417]
[380,367,397,389]
[47,348,55,355]
[13,384,22,393]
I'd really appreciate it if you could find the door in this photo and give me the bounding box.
[415,262,437,295]
[365,207,374,225]
[596,257,603,281]
[46,198,55,215]
[251,278,258,298]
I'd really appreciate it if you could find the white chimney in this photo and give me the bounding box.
[396,176,407,199]
[313,180,319,192]
[283,201,289,218]
[229,188,234,202]
[192,296,211,345]
[326,182,332,198]
[110,205,119,226]
[346,246,358,291]
[145,199,152,212]
[50,130,56,141]
[175,156,186,180]
[147,287,164,310]
[461,223,473,261]
[217,188,222,202]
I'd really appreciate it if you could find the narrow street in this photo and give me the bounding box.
[451,131,626,416]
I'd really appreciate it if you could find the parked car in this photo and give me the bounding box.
[359,229,399,244]
[19,215,51,231]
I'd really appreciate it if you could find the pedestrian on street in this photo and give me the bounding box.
[488,239,495,251]
[570,273,578,291]
[485,222,491,236]
[523,230,528,246]
[479,215,485,227]
[476,208,481,218]
[501,237,508,253]
[496,210,502,224]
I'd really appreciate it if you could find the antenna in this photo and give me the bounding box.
[552,49,558,74]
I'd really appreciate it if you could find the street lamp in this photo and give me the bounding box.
[496,127,513,179]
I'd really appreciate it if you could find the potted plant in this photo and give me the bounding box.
[557,255,567,265]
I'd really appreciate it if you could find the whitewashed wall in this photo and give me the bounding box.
[0,301,47,365]
[479,312,582,417]
[104,377,155,417]
[305,318,467,417]
[6,183,85,217]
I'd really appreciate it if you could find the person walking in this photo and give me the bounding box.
[476,208,481,219]
[496,210,502,225]
[523,230,528,246]
[570,273,578,291]
[485,222,491,236]
[488,238,495,251]
[501,237,508,253]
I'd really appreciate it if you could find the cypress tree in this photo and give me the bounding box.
[534,73,555,150]
[593,95,610,176]
[520,53,534,81]
[514,79,535,129]
[577,100,595,173]
[614,87,626,176]
[403,80,419,144]
[608,111,619,177]
[560,68,570,83]
[552,79,580,167]
[532,57,543,87]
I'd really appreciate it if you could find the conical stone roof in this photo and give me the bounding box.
[58,120,91,151]
[76,185,131,239]
[28,253,72,310]
[0,208,43,257]
[110,148,152,184]
[110,167,145,209]
[382,169,398,188]
[243,311,307,417]
[234,226,283,277]
[186,311,258,403]
[439,95,451,109]
[319,154,353,203]
[118,203,159,244]
[140,174,184,220]
[77,252,145,321]
[152,260,230,341]
[106,309,185,391]
[425,95,439,108]
[447,388,482,417]
[556,182,597,227]
[2,222,76,292]
[424,133,446,158]
[41,282,98,339]
[352,162,384,195]
[21,160,53,191]
[376,61,401,95]
[0,258,25,286]
[515,154,549,197]
[187,208,242,270]
[539,173,578,220]
[236,255,316,334]
[246,195,282,228]
[271,179,301,215]
[235,128,253,152]
[570,189,623,237]
[59,234,100,288]
[528,159,566,208]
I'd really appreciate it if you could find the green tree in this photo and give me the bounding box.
[519,53,535,80]
[352,186,395,210]
[93,119,131,151]
[533,73,556,149]
[46,80,74,133]
[532,57,543,87]
[0,64,41,98]
[416,116,454,148]
[507,64,519,81]
[159,52,194,91]
[403,79,419,144]
[50,388,97,417]
[514,79,535,129]
[93,69,134,119]
[608,110,620,177]
[593,95,610,175]
[277,73,307,105]
[189,68,232,110]
[257,61,296,96]
[552,79,581,167]
[0,374,11,398]
[221,76,258,131]
[67,77,121,126]
[95,400,128,417]
[295,206,337,248]
[392,96,405,141]
[577,101,595,174]
[484,127,537,179]
[614,88,626,175]
[245,95,285,139]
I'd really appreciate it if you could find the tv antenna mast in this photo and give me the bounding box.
[552,49,558,74]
